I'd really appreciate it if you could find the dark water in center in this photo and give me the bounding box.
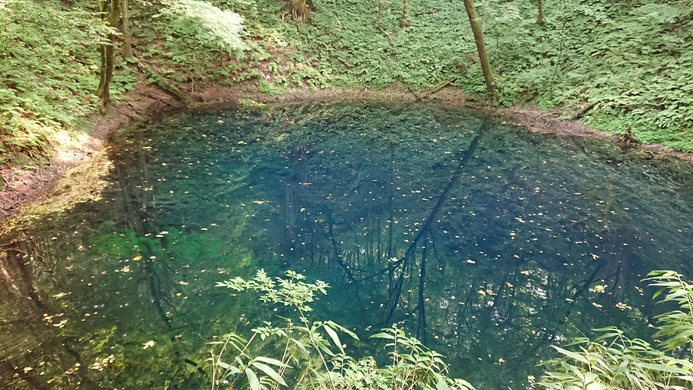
[2,104,693,389]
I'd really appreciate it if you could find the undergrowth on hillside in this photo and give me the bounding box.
[484,0,693,149]
[134,0,250,87]
[1,0,692,169]
[232,0,693,151]
[0,0,250,168]
[0,0,113,166]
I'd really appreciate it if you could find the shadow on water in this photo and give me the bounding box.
[2,103,693,389]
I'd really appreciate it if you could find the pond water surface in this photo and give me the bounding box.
[2,104,693,389]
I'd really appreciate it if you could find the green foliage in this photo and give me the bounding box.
[539,270,693,390]
[212,270,475,390]
[257,79,283,95]
[224,0,693,151]
[0,0,116,166]
[217,269,328,314]
[647,270,693,352]
[540,328,693,390]
[158,0,248,55]
[134,0,253,89]
[244,0,474,90]
[472,0,693,150]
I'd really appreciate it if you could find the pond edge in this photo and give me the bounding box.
[2,82,692,228]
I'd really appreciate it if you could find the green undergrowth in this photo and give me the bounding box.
[230,0,693,151]
[1,0,98,166]
[132,0,250,87]
[1,0,693,169]
[0,0,136,167]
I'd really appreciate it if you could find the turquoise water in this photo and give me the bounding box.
[2,103,693,389]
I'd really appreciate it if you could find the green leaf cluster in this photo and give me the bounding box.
[540,270,693,390]
[157,0,248,55]
[212,270,475,390]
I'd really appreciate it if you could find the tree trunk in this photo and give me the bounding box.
[96,43,113,107]
[96,0,121,107]
[537,0,545,26]
[290,0,307,22]
[462,0,494,98]
[122,0,132,58]
[400,0,409,28]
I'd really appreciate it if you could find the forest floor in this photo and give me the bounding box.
[2,82,692,224]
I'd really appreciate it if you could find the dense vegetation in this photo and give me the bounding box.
[1,0,693,171]
[2,0,693,388]
[220,269,693,390]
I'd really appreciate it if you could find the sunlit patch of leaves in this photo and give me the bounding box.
[158,0,249,56]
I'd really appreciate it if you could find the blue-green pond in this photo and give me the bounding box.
[1,103,693,389]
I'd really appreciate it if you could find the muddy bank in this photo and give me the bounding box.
[0,83,181,223]
[2,82,692,224]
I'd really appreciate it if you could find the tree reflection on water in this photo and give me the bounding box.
[1,104,692,389]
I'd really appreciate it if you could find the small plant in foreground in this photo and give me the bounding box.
[539,270,693,390]
[211,269,474,390]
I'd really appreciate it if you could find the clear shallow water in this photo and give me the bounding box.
[2,103,693,389]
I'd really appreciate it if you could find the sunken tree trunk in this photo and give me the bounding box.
[462,0,494,98]
[96,0,121,107]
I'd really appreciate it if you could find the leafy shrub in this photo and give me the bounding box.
[212,270,475,390]
[158,0,249,56]
[213,269,693,389]
[539,270,693,390]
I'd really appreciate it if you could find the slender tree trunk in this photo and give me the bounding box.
[122,0,132,58]
[96,44,109,105]
[462,0,494,98]
[96,0,121,107]
[537,0,545,26]
[97,42,115,106]
[400,0,409,28]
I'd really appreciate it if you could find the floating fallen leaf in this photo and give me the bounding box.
[53,319,68,328]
